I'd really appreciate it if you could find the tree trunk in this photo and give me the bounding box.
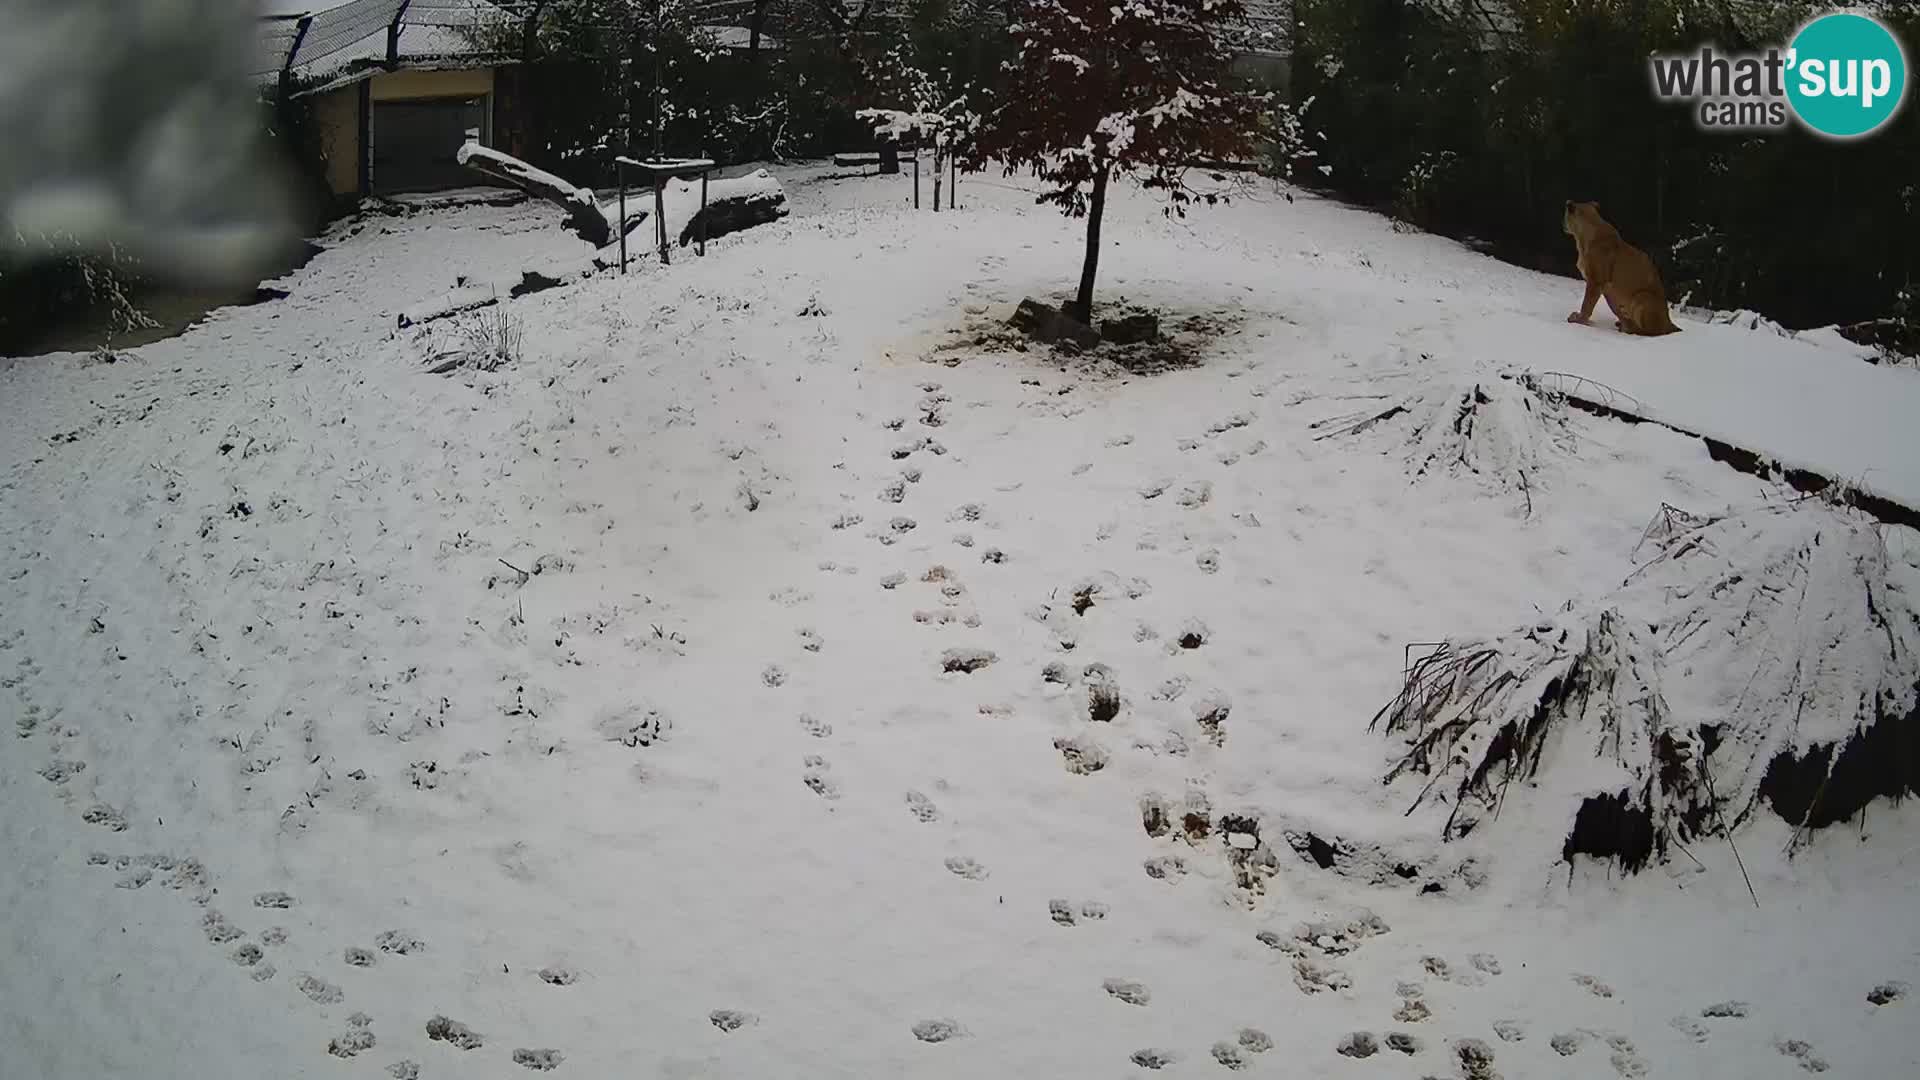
[748,0,767,70]
[1072,163,1110,323]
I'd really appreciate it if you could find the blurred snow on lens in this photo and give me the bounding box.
[0,0,295,282]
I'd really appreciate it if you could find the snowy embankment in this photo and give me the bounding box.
[1533,319,1920,516]
[2,165,1917,1080]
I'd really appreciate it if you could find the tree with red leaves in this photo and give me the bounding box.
[970,0,1271,322]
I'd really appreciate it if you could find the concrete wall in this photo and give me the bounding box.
[371,67,494,104]
[311,86,361,198]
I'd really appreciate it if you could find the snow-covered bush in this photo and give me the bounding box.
[1372,501,1920,871]
[1313,372,1573,510]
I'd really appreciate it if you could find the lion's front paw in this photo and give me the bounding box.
[1566,312,1589,324]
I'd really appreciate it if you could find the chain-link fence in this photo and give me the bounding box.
[256,1,545,97]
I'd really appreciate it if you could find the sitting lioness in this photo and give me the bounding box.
[1562,201,1679,336]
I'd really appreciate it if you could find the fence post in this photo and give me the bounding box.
[618,158,627,274]
[387,1,413,69]
[277,14,315,112]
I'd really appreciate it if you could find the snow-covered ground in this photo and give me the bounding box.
[3,165,1917,1080]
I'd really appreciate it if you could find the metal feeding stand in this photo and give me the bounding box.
[614,156,717,272]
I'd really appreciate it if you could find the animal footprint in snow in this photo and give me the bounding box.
[82,804,128,831]
[1551,1031,1586,1056]
[803,765,840,800]
[912,1018,962,1043]
[943,856,988,880]
[1142,855,1186,882]
[1293,958,1352,995]
[1054,734,1108,774]
[230,943,264,967]
[798,713,833,738]
[1669,1015,1710,1043]
[425,1016,483,1050]
[261,927,289,947]
[1102,978,1150,1006]
[904,790,939,822]
[387,1062,419,1079]
[1700,1000,1749,1018]
[1385,1032,1422,1055]
[536,966,577,986]
[1130,1048,1178,1070]
[253,891,295,909]
[202,911,243,944]
[513,1048,563,1071]
[327,1026,376,1059]
[1176,481,1212,507]
[38,759,84,784]
[1868,980,1909,1005]
[1175,618,1210,650]
[1776,1039,1829,1073]
[798,627,823,652]
[1493,1019,1526,1042]
[296,974,344,1005]
[762,664,787,687]
[1140,793,1172,838]
[710,1009,756,1032]
[343,947,376,967]
[596,705,671,747]
[1392,996,1431,1022]
[1139,479,1171,500]
[940,647,995,674]
[115,867,152,889]
[1083,664,1120,722]
[832,511,864,530]
[1048,899,1078,926]
[1195,548,1220,574]
[1211,1041,1248,1070]
[374,930,423,955]
[1191,690,1230,745]
[1335,1031,1378,1059]
[1573,972,1615,998]
[1469,951,1502,976]
[1454,1038,1499,1080]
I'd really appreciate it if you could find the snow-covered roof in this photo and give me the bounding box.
[260,0,520,90]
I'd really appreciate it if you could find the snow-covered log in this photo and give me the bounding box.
[456,143,627,248]
[395,262,594,328]
[1372,501,1920,870]
[651,169,789,249]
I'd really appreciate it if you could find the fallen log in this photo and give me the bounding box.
[396,264,595,328]
[455,143,637,248]
[667,169,789,248]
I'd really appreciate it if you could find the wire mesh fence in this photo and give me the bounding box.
[254,0,538,84]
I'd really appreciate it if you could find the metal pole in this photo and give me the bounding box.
[698,166,709,257]
[913,134,920,210]
[618,159,627,274]
[932,141,941,213]
[387,1,413,69]
[278,14,314,112]
[950,152,957,209]
[654,176,669,265]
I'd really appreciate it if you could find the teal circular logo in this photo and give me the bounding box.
[1787,13,1908,138]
